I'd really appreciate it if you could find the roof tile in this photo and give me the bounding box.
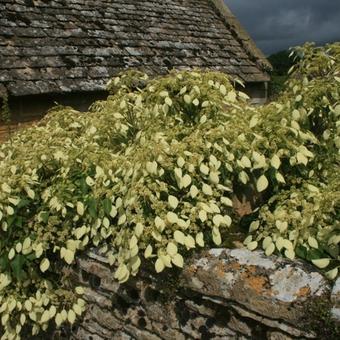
[0,0,270,96]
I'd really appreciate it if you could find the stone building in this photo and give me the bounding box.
[0,0,271,140]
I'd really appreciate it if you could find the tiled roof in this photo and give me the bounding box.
[0,0,271,97]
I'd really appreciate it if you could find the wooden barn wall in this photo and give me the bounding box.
[0,91,108,142]
[1,82,268,142]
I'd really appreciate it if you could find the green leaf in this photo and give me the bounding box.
[76,202,85,216]
[184,94,192,104]
[311,258,330,269]
[275,172,285,183]
[192,98,199,106]
[129,235,138,250]
[102,198,112,216]
[134,223,144,238]
[144,245,153,258]
[17,198,30,209]
[40,310,50,323]
[7,215,16,227]
[296,152,308,166]
[166,242,178,256]
[155,258,165,273]
[249,116,258,128]
[262,236,272,250]
[160,254,172,267]
[202,183,213,196]
[67,310,76,324]
[75,286,85,294]
[240,156,251,168]
[130,256,141,273]
[102,217,110,229]
[184,235,195,249]
[190,185,199,198]
[167,212,178,224]
[172,254,184,268]
[79,177,89,194]
[223,215,232,227]
[265,243,275,256]
[110,206,117,218]
[181,174,192,188]
[243,235,252,246]
[238,91,249,100]
[247,241,258,251]
[198,210,207,222]
[159,90,168,97]
[10,255,26,280]
[270,155,281,169]
[155,216,165,232]
[212,228,222,246]
[209,171,219,184]
[8,248,15,260]
[1,183,11,193]
[63,249,75,265]
[239,171,249,184]
[276,237,284,251]
[308,236,318,249]
[40,212,49,224]
[295,94,302,102]
[40,258,50,273]
[87,198,97,218]
[285,249,295,260]
[196,232,205,247]
[256,175,269,192]
[221,197,233,207]
[295,245,307,259]
[151,230,162,242]
[114,264,129,281]
[325,267,338,279]
[226,91,236,102]
[0,255,9,271]
[55,313,63,327]
[174,230,185,245]
[168,195,179,209]
[212,214,224,227]
[220,84,227,95]
[200,163,209,175]
[249,221,260,232]
[334,104,340,116]
[165,97,172,106]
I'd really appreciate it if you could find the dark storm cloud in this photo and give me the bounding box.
[225,0,340,55]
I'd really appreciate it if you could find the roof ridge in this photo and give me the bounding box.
[209,0,272,75]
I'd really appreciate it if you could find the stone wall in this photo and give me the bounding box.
[60,248,340,340]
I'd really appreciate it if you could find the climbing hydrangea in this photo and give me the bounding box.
[0,43,339,339]
[247,42,340,278]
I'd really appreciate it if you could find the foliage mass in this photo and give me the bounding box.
[0,43,339,339]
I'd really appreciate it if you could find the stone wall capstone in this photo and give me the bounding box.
[61,248,339,340]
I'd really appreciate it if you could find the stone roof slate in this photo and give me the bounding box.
[0,0,271,97]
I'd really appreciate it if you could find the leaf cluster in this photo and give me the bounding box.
[0,43,339,338]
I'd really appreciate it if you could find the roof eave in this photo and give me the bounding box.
[244,73,271,83]
[209,0,273,73]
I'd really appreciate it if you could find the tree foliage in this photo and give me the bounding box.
[0,43,339,339]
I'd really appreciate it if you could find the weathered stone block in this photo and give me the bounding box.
[64,248,339,340]
[182,248,330,324]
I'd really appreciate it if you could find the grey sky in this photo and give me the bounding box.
[225,0,340,55]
